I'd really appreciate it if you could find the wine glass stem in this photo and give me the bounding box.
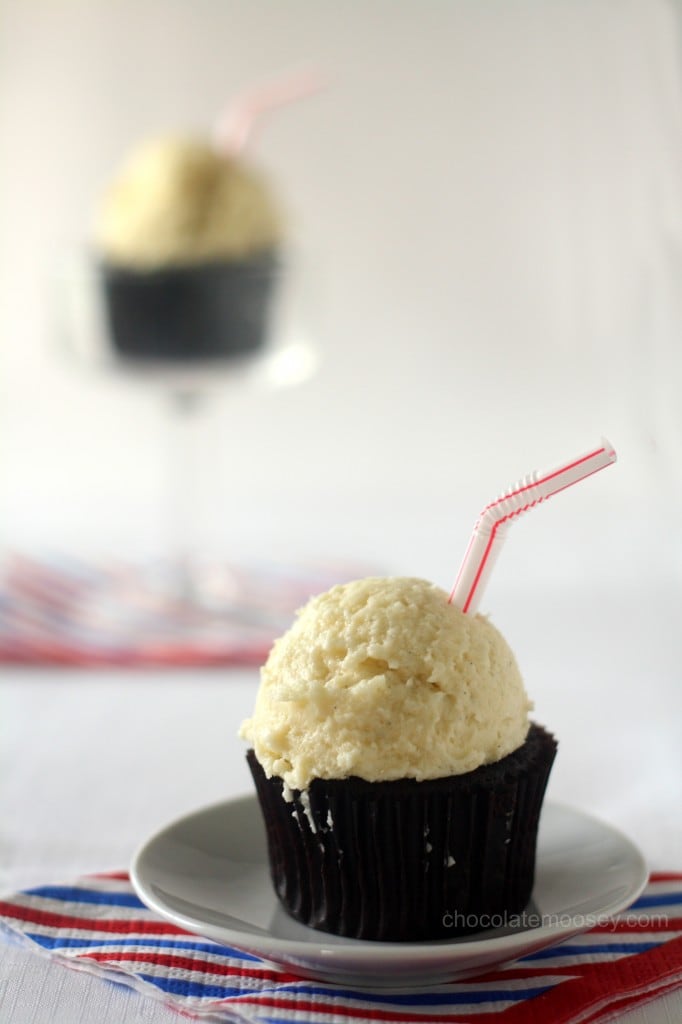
[166,388,204,602]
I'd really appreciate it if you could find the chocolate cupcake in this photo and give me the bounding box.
[240,577,557,942]
[95,138,282,362]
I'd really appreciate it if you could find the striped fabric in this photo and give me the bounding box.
[0,873,680,1023]
[0,553,371,667]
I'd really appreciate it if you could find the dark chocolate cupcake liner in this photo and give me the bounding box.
[100,250,280,362]
[247,723,557,941]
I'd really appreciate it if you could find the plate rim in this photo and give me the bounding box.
[130,793,648,968]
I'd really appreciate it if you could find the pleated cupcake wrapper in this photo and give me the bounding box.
[247,723,558,941]
[101,249,281,361]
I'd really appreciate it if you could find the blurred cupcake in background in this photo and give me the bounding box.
[94,72,320,363]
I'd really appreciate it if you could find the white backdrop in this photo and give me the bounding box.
[1,0,681,573]
[1,9,682,1022]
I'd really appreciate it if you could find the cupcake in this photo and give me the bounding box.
[239,576,557,942]
[94,137,282,362]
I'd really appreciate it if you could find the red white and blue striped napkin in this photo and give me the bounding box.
[0,552,372,667]
[0,872,681,1023]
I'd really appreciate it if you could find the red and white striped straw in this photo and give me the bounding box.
[449,438,617,614]
[213,69,327,155]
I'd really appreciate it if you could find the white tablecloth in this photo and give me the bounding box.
[1,580,680,1022]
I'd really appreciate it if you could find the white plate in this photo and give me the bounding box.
[130,795,647,989]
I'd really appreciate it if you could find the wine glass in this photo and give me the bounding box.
[55,244,319,616]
